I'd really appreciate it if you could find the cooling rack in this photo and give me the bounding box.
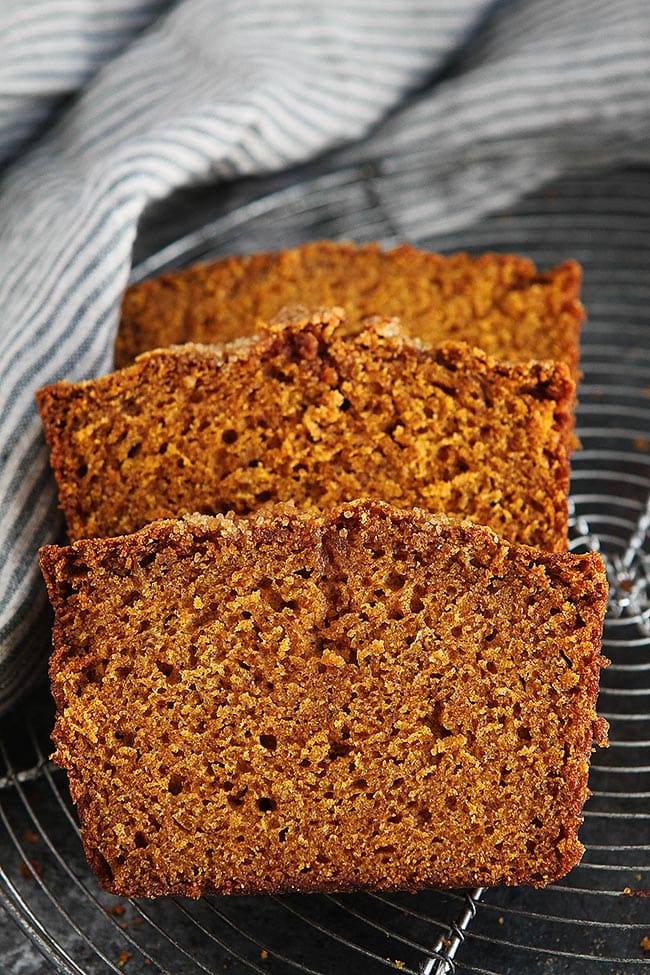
[1,165,649,974]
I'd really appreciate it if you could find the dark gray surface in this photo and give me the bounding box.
[1,162,649,974]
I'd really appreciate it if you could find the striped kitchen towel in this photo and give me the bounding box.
[0,0,649,713]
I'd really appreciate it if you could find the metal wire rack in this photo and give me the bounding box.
[1,165,649,974]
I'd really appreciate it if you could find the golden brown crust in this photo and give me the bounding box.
[37,308,575,550]
[41,500,608,898]
[116,242,584,379]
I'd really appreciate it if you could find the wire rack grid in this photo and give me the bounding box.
[0,164,649,975]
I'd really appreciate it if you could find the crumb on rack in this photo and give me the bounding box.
[20,859,42,879]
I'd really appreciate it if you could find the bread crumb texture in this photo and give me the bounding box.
[37,309,574,551]
[116,242,583,378]
[40,500,608,898]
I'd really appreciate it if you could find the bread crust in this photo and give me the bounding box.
[116,243,584,381]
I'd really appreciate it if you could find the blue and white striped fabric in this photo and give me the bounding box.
[0,1,173,167]
[0,0,649,713]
